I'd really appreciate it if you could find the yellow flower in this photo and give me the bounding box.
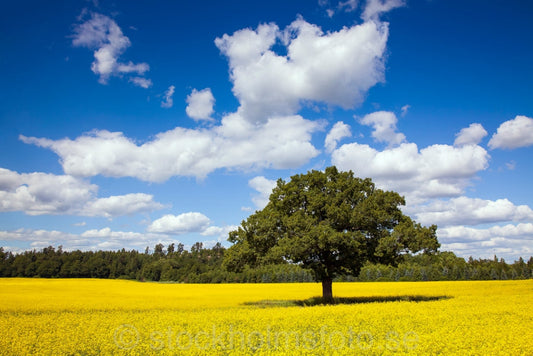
[0,279,531,355]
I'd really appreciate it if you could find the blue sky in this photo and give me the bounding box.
[1,0,532,260]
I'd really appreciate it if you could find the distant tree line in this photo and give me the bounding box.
[1,244,531,282]
[0,244,314,283]
[344,252,533,282]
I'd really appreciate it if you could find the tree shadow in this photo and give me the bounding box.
[244,295,451,308]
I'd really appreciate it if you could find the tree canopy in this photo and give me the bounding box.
[224,166,440,301]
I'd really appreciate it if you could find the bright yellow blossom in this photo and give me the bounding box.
[0,279,531,355]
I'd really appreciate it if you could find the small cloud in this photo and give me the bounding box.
[414,197,533,227]
[249,176,277,209]
[505,160,516,170]
[488,115,533,150]
[201,225,239,239]
[81,193,164,218]
[117,62,149,75]
[318,0,335,17]
[186,88,215,121]
[338,0,359,12]
[359,111,406,146]
[72,11,151,86]
[325,121,351,153]
[454,123,488,147]
[362,0,405,21]
[147,212,211,235]
[129,77,152,89]
[320,0,358,17]
[161,85,175,108]
[73,221,87,227]
[400,104,410,117]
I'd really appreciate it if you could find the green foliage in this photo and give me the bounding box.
[0,244,530,282]
[355,252,533,282]
[0,242,314,283]
[224,166,440,298]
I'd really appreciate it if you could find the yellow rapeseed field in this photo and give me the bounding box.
[0,278,531,355]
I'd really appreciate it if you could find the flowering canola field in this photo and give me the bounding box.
[0,279,531,355]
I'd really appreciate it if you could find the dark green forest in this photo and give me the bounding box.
[1,244,531,282]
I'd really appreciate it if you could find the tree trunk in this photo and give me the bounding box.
[322,277,333,303]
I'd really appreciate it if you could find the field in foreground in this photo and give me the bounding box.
[0,279,532,355]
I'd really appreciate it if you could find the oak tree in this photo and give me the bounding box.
[224,166,439,301]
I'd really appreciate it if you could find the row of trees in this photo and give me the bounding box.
[0,243,314,283]
[1,245,531,282]
[0,243,223,282]
[2,167,532,300]
[348,252,533,282]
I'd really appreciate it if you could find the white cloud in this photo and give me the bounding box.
[215,17,389,122]
[34,14,395,182]
[325,121,351,153]
[200,226,224,236]
[161,85,175,109]
[413,197,533,227]
[81,227,149,241]
[505,160,516,170]
[0,228,75,242]
[0,227,173,252]
[339,0,360,12]
[116,62,149,74]
[318,0,334,17]
[129,77,153,89]
[361,0,405,21]
[147,212,211,235]
[0,168,96,215]
[201,225,239,241]
[249,176,277,209]
[359,111,405,146]
[400,104,410,117]
[20,114,321,182]
[454,123,488,147]
[322,0,397,18]
[330,112,531,260]
[82,193,164,218]
[438,223,533,260]
[0,229,80,251]
[332,141,490,203]
[0,168,163,217]
[488,115,533,149]
[72,12,151,86]
[185,88,215,120]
